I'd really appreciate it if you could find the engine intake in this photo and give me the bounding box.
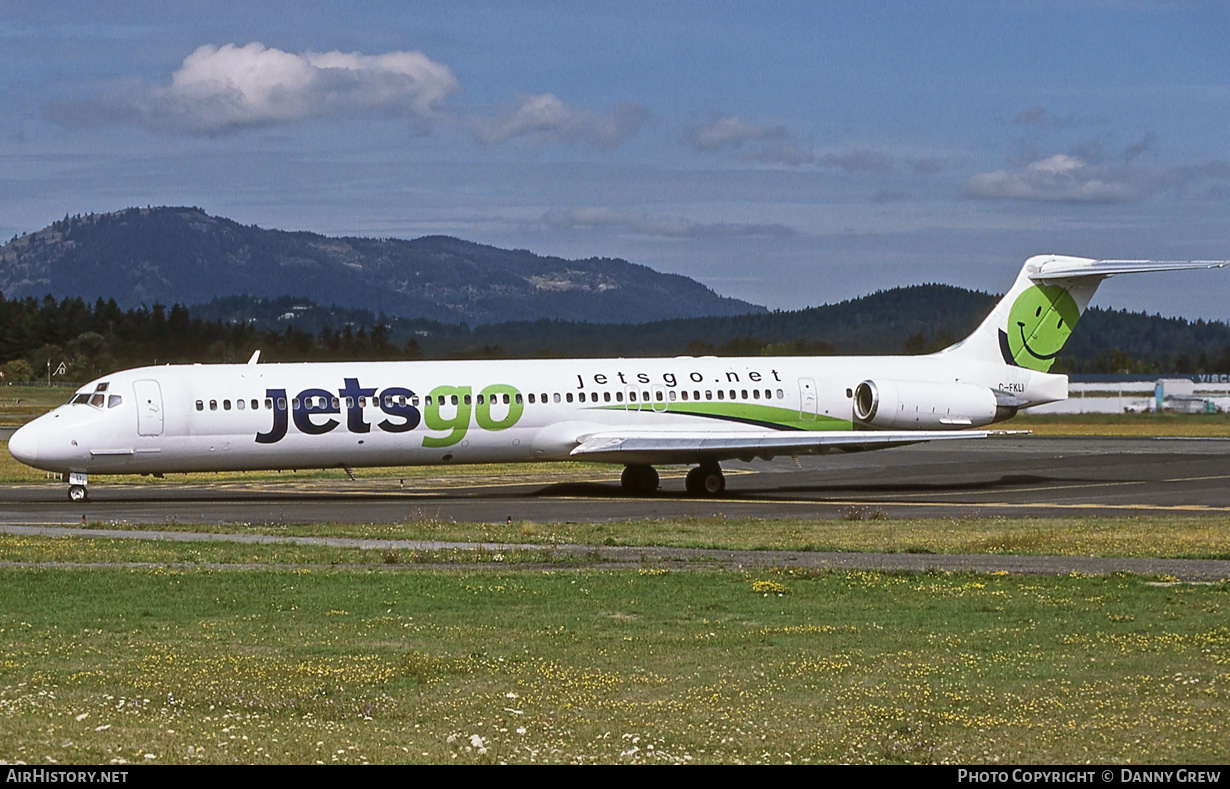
[852,379,1001,429]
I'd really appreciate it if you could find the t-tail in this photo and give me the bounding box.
[941,255,1228,371]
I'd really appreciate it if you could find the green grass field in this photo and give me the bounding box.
[0,565,1226,764]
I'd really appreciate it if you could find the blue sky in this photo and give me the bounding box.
[3,1,1228,319]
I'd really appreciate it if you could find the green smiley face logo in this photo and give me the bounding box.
[1001,285,1081,372]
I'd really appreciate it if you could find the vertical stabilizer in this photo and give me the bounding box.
[941,256,1227,372]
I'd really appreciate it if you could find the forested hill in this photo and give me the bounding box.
[0,207,762,325]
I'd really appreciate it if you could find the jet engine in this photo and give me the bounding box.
[852,379,1003,429]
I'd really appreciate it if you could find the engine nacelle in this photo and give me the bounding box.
[852,379,1002,429]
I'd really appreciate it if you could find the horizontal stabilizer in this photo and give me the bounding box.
[1030,259,1227,281]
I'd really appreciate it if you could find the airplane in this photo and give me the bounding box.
[6,255,1226,502]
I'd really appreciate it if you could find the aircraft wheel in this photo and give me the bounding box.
[686,465,725,497]
[68,485,88,502]
[620,464,659,495]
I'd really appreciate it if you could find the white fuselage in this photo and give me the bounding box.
[9,353,1064,476]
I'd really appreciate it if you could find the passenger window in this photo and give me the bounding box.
[236,399,245,410]
[776,389,785,399]
[655,391,664,401]
[277,397,286,410]
[681,391,689,401]
[515,394,523,404]
[528,393,536,404]
[615,392,623,402]
[668,391,676,401]
[741,390,748,399]
[464,394,472,405]
[223,400,232,410]
[553,393,561,403]
[716,390,724,400]
[210,400,218,411]
[450,395,459,406]
[503,394,511,404]
[566,393,574,403]
[195,400,204,411]
[252,399,260,410]
[603,392,611,402]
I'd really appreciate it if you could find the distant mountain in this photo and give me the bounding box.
[0,207,763,325]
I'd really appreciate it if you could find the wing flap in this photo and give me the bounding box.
[571,428,1019,464]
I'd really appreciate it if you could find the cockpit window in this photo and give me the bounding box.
[107,395,123,408]
[71,394,91,405]
[89,393,105,408]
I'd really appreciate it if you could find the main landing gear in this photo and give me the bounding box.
[684,463,726,497]
[620,464,659,496]
[620,463,727,498]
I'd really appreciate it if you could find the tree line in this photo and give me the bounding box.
[2,290,1228,386]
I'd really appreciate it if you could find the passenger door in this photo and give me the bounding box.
[133,379,164,436]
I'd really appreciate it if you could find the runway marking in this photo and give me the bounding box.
[1162,473,1230,484]
[802,500,1230,513]
[524,495,1230,513]
[852,479,1149,500]
[762,472,1230,502]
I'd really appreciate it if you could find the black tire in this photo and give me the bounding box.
[686,465,725,497]
[620,464,659,495]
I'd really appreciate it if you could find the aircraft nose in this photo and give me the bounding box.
[7,423,39,465]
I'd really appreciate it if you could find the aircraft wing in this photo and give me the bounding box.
[570,428,1016,465]
[1032,258,1227,280]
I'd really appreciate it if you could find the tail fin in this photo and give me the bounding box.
[942,255,1227,372]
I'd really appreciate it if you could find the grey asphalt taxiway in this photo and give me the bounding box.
[3,436,1227,579]
[1,436,1227,525]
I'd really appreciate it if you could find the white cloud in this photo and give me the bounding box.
[542,207,794,238]
[683,115,787,151]
[470,93,647,149]
[964,154,1141,203]
[57,42,460,134]
[684,114,824,168]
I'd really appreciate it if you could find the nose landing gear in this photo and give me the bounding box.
[67,472,88,502]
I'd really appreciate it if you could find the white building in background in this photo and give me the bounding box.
[1025,374,1230,415]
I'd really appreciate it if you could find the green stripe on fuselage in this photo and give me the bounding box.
[595,402,851,431]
